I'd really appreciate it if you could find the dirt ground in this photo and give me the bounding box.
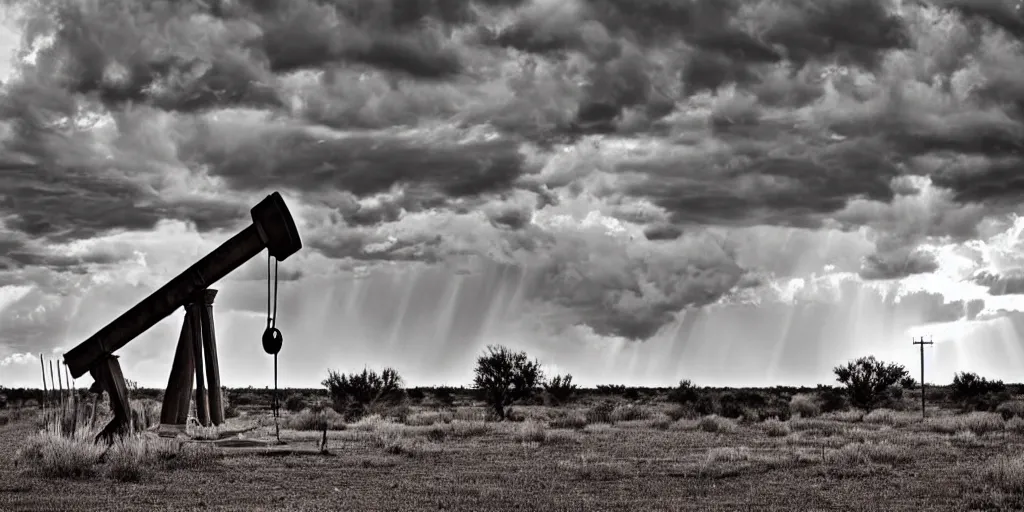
[0,404,1021,512]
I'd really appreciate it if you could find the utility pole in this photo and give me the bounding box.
[913,336,934,419]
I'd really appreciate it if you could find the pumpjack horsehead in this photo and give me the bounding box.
[62,192,302,443]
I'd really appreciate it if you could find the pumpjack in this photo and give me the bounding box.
[62,192,302,442]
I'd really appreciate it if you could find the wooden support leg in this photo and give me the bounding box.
[188,301,211,427]
[199,289,224,426]
[160,310,195,429]
[90,355,130,444]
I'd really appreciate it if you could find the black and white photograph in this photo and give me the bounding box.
[2,0,1024,510]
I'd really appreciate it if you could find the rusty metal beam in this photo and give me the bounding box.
[63,192,302,379]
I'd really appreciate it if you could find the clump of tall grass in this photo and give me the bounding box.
[283,408,347,431]
[15,428,220,481]
[789,394,820,418]
[404,410,455,426]
[987,454,1024,493]
[15,430,106,479]
[512,419,547,444]
[698,415,737,433]
[762,417,791,437]
[549,410,588,429]
[925,412,1004,436]
[105,436,152,482]
[863,409,918,428]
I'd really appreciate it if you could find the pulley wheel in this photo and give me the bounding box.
[262,327,283,355]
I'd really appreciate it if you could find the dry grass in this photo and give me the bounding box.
[15,430,106,479]
[7,399,1024,511]
[282,408,348,431]
[549,410,588,429]
[13,426,220,482]
[790,394,820,418]
[824,409,865,423]
[697,415,737,433]
[762,417,791,437]
[925,412,1005,436]
[863,409,919,428]
[986,454,1024,493]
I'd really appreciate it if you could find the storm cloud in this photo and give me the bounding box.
[4,0,1024,347]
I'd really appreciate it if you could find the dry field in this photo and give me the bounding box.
[3,398,1024,511]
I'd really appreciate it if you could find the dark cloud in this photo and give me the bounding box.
[973,270,1024,295]
[192,126,530,202]
[8,0,1024,351]
[642,223,683,241]
[486,207,532,230]
[620,139,900,228]
[528,231,747,340]
[859,250,939,280]
[939,0,1024,39]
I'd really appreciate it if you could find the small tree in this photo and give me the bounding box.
[833,356,909,410]
[322,367,404,418]
[951,372,1007,410]
[667,379,700,405]
[899,375,917,390]
[544,374,577,405]
[473,345,543,420]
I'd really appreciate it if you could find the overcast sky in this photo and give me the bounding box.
[4,0,1024,390]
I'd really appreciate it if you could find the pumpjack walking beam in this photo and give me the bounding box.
[62,192,302,440]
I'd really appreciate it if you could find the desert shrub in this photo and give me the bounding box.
[596,384,626,395]
[899,376,917,389]
[473,345,543,420]
[406,388,426,402]
[666,405,698,421]
[698,415,737,433]
[284,408,347,431]
[322,368,404,419]
[284,393,307,413]
[952,372,1006,400]
[230,392,257,406]
[550,410,588,429]
[815,385,849,413]
[952,372,1009,411]
[609,405,653,422]
[762,417,791,437]
[667,380,700,405]
[544,374,578,405]
[586,401,616,424]
[432,386,456,406]
[1007,417,1024,435]
[694,395,717,415]
[646,413,673,430]
[512,419,548,443]
[789,393,820,418]
[997,400,1024,420]
[833,356,909,410]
